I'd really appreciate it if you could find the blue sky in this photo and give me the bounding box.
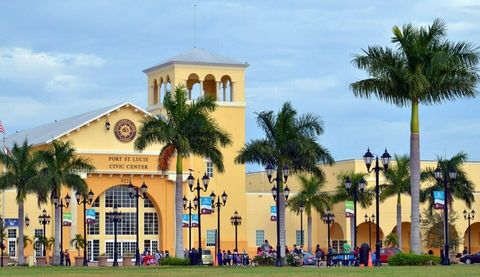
[1,0,480,171]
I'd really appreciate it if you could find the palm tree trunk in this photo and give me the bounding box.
[307,215,312,253]
[174,157,184,258]
[396,194,402,250]
[410,100,421,254]
[17,201,25,265]
[52,205,61,265]
[350,217,355,248]
[278,191,286,260]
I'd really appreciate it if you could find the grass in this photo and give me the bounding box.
[0,265,478,277]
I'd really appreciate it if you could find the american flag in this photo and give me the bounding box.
[0,120,4,134]
[3,145,11,156]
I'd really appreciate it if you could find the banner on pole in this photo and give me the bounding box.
[86,209,96,224]
[183,214,189,227]
[200,197,212,214]
[270,206,277,221]
[63,212,72,226]
[345,201,354,218]
[433,191,445,210]
[191,214,199,227]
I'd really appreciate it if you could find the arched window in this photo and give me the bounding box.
[187,73,200,100]
[153,79,159,104]
[220,75,233,101]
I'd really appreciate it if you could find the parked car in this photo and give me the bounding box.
[202,249,214,265]
[303,252,316,265]
[380,247,402,263]
[460,252,480,264]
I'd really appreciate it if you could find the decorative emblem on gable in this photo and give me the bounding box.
[114,119,137,143]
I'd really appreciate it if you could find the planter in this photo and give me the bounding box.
[98,256,108,267]
[36,256,48,266]
[48,256,53,265]
[1,256,9,266]
[74,256,84,266]
[122,256,133,266]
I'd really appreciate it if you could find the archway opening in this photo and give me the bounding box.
[187,73,200,100]
[389,222,411,251]
[356,221,384,249]
[463,222,480,254]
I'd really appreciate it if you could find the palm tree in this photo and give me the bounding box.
[288,175,331,252]
[384,233,399,248]
[0,140,42,264]
[235,102,334,260]
[380,154,410,250]
[134,86,232,257]
[18,235,33,249]
[332,171,373,247]
[71,234,85,257]
[37,140,95,265]
[350,19,480,253]
[420,152,474,212]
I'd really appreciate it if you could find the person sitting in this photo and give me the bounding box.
[261,240,271,253]
[256,247,263,256]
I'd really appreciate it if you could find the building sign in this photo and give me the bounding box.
[4,219,18,227]
[183,214,199,227]
[107,155,149,170]
[345,201,354,218]
[86,209,96,224]
[114,119,137,143]
[270,206,277,221]
[200,197,212,214]
[433,191,444,210]
[63,212,72,226]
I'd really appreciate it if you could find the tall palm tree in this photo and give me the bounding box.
[0,140,42,264]
[134,86,232,257]
[288,175,331,252]
[380,154,410,250]
[350,19,480,253]
[420,152,474,212]
[37,140,95,265]
[332,171,373,247]
[235,102,334,260]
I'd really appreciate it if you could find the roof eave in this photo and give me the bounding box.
[143,61,249,74]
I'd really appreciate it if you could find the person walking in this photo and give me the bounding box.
[315,244,323,267]
[64,249,71,266]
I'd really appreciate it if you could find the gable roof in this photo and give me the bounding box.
[5,102,149,148]
[143,48,249,73]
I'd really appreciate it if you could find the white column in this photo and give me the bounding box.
[200,80,204,97]
[230,82,235,102]
[70,188,78,251]
[222,83,226,101]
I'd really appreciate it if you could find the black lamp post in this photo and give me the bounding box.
[299,204,305,246]
[183,196,198,252]
[75,189,94,266]
[464,209,475,254]
[211,191,228,252]
[187,172,210,265]
[365,214,375,248]
[0,217,4,267]
[345,176,366,248]
[363,148,391,266]
[109,205,122,266]
[38,209,51,257]
[128,182,148,266]
[265,163,290,267]
[53,192,71,266]
[25,215,30,227]
[434,166,457,265]
[230,211,242,251]
[323,210,335,267]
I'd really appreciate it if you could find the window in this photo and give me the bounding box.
[88,213,100,235]
[144,197,154,208]
[295,230,304,246]
[255,230,265,246]
[8,241,16,257]
[206,230,216,247]
[144,240,159,253]
[92,197,100,208]
[332,240,347,253]
[8,229,17,238]
[206,158,213,178]
[121,241,136,258]
[87,240,99,261]
[105,186,137,208]
[106,241,136,261]
[34,229,43,257]
[144,212,158,235]
[105,213,136,235]
[105,241,115,260]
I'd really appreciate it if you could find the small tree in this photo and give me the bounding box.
[71,234,85,257]
[34,236,54,256]
[421,208,459,250]
[385,233,399,248]
[18,235,33,249]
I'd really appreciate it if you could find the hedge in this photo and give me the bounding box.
[159,257,190,266]
[387,253,441,266]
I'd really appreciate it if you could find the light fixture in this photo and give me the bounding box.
[105,118,111,131]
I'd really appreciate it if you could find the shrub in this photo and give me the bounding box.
[252,253,276,266]
[286,253,303,266]
[159,257,190,266]
[388,253,441,266]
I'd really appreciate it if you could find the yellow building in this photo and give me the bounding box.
[1,48,249,263]
[2,48,480,264]
[245,159,480,255]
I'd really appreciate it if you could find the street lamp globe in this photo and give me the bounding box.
[381,149,391,170]
[344,176,352,191]
[363,148,374,171]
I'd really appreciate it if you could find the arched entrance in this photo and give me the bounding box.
[85,185,162,262]
[330,222,345,253]
[357,222,384,248]
[464,222,480,253]
[390,222,411,251]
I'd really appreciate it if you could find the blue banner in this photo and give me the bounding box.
[191,214,199,227]
[433,191,445,210]
[4,219,18,227]
[86,209,96,224]
[271,206,277,221]
[183,214,189,227]
[200,197,212,214]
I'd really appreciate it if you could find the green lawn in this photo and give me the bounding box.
[0,265,477,277]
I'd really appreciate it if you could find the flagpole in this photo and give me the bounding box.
[2,124,6,217]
